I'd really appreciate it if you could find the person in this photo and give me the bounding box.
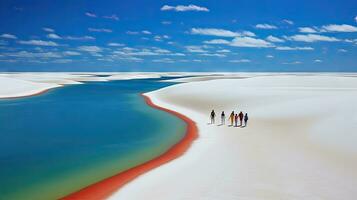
[210,110,216,124]
[239,111,244,126]
[234,114,238,127]
[229,111,234,126]
[221,111,225,125]
[244,113,249,127]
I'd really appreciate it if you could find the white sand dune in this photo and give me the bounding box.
[2,72,357,199]
[0,76,61,98]
[0,72,192,98]
[110,74,357,200]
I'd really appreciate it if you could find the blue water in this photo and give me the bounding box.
[0,78,186,200]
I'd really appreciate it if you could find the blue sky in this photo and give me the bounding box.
[0,0,356,72]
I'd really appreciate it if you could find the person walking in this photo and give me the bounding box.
[229,111,235,126]
[239,111,244,126]
[221,111,225,125]
[234,114,238,127]
[210,110,216,124]
[244,113,249,127]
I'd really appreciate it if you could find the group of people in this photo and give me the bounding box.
[210,110,248,127]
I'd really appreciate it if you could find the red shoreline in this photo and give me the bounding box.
[60,94,198,200]
[0,87,57,100]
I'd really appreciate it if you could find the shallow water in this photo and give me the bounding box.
[0,78,186,200]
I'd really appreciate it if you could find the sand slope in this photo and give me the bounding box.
[0,76,61,98]
[110,75,357,200]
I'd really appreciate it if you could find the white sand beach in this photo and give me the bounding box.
[2,73,357,199]
[110,74,357,200]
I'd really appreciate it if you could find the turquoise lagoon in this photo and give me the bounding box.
[0,78,186,199]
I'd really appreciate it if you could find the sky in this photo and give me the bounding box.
[0,0,356,72]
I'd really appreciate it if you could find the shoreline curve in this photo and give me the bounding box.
[60,93,198,200]
[0,85,63,99]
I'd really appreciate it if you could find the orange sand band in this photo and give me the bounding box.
[0,88,55,99]
[61,94,198,200]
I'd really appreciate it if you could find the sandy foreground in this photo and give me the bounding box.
[109,74,357,200]
[1,73,357,199]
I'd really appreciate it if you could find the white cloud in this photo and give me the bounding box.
[190,28,253,37]
[113,47,184,57]
[0,33,17,39]
[230,37,273,48]
[88,28,112,33]
[47,33,62,39]
[275,46,314,50]
[298,27,318,33]
[65,36,95,40]
[121,57,143,62]
[344,38,357,43]
[171,53,186,56]
[314,59,322,63]
[203,39,230,44]
[161,4,209,12]
[103,14,119,21]
[18,40,58,46]
[229,59,251,63]
[287,34,340,42]
[338,49,348,52]
[154,35,170,41]
[255,24,277,29]
[46,33,94,40]
[126,31,139,35]
[108,42,125,47]
[355,16,357,23]
[77,45,102,53]
[152,58,174,63]
[124,51,159,56]
[5,51,62,58]
[242,31,256,37]
[200,53,226,57]
[282,61,302,65]
[298,24,357,33]
[321,24,357,32]
[63,51,81,56]
[266,35,284,43]
[42,27,54,32]
[109,51,144,62]
[53,59,72,63]
[283,19,294,25]
[204,36,273,48]
[85,12,97,18]
[161,21,172,25]
[89,53,103,57]
[266,55,274,58]
[152,47,170,54]
[185,45,209,53]
[122,47,137,51]
[142,30,152,35]
[217,49,231,53]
